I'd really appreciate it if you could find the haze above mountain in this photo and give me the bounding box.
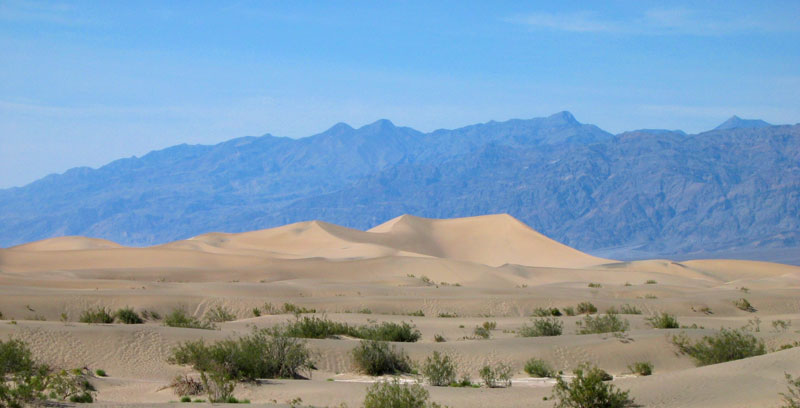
[1,112,797,264]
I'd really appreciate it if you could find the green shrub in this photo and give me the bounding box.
[284,316,353,339]
[351,340,412,376]
[252,308,261,317]
[781,372,800,408]
[577,312,629,335]
[671,328,766,366]
[357,321,421,342]
[628,361,653,376]
[407,310,425,317]
[169,326,315,380]
[433,334,446,343]
[617,304,642,315]
[563,306,576,316]
[646,312,679,329]
[588,283,602,288]
[206,305,236,323]
[473,326,491,339]
[734,298,756,312]
[644,294,658,299]
[773,320,792,332]
[437,312,457,318]
[141,309,162,321]
[532,307,561,317]
[479,362,512,388]
[552,364,634,408]
[422,351,456,386]
[79,307,114,324]
[576,302,597,315]
[95,369,107,377]
[519,317,563,337]
[115,307,143,324]
[282,303,316,314]
[181,396,192,403]
[164,308,217,330]
[524,358,553,378]
[364,379,441,408]
[645,279,657,284]
[482,321,497,330]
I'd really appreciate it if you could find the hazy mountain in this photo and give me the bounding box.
[1,112,797,264]
[714,115,772,130]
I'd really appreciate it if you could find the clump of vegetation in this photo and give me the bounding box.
[169,326,315,380]
[628,361,653,376]
[781,372,800,408]
[351,340,412,376]
[479,362,512,388]
[141,309,162,321]
[733,298,756,312]
[358,321,421,342]
[95,369,107,377]
[739,287,750,293]
[437,312,458,318]
[171,375,204,396]
[421,351,456,386]
[646,312,679,329]
[552,364,634,408]
[79,307,115,324]
[519,317,563,337]
[588,283,602,288]
[616,304,642,315]
[283,316,421,342]
[364,379,442,408]
[773,319,792,332]
[524,358,553,378]
[115,307,143,324]
[698,306,713,314]
[164,307,217,330]
[482,321,497,330]
[576,302,597,315]
[407,310,425,317]
[282,303,316,314]
[433,334,446,343]
[645,279,657,284]
[205,305,236,323]
[252,308,261,317]
[473,326,491,339]
[563,306,576,316]
[671,328,766,366]
[643,294,658,299]
[532,307,561,317]
[577,312,629,335]
[0,339,95,406]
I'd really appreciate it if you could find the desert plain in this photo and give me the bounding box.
[1,214,799,407]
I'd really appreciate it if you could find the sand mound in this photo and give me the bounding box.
[8,236,123,251]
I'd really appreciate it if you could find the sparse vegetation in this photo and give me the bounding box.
[80,306,115,324]
[552,363,634,408]
[351,340,412,376]
[671,328,766,366]
[473,325,491,339]
[407,310,425,317]
[524,358,553,378]
[252,308,261,317]
[519,317,563,337]
[437,312,458,318]
[164,307,217,330]
[422,351,457,386]
[532,307,561,317]
[577,312,629,335]
[699,306,713,314]
[141,309,162,321]
[646,312,679,329]
[433,334,446,343]
[617,304,642,315]
[482,321,497,331]
[628,361,653,376]
[171,375,204,396]
[576,302,597,315]
[739,287,750,293]
[283,316,421,342]
[479,362,512,388]
[643,294,658,299]
[115,307,144,324]
[563,306,576,316]
[733,298,756,312]
[588,283,602,288]
[773,319,792,332]
[364,379,441,408]
[95,369,107,377]
[781,372,800,408]
[206,305,236,323]
[282,303,316,314]
[645,279,657,284]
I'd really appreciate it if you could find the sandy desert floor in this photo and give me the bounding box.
[1,214,799,407]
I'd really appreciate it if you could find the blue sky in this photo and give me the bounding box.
[1,1,799,188]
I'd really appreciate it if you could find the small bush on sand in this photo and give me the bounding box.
[671,328,766,366]
[646,312,679,329]
[588,283,602,288]
[524,358,553,378]
[433,334,446,343]
[357,321,421,342]
[407,310,425,317]
[282,303,316,314]
[79,307,114,324]
[773,320,792,332]
[95,369,107,377]
[422,351,456,386]
[482,321,497,331]
[164,307,217,330]
[473,326,491,339]
[532,307,561,317]
[115,307,143,324]
[645,279,657,284]
[576,302,597,315]
[519,317,563,337]
[617,304,642,315]
[351,340,412,376]
[563,306,576,316]
[734,298,756,312]
[141,309,162,321]
[552,363,635,408]
[171,375,204,396]
[479,362,512,388]
[628,361,653,376]
[364,379,443,408]
[283,316,421,342]
[577,312,629,335]
[169,326,315,380]
[781,372,800,408]
[205,305,236,323]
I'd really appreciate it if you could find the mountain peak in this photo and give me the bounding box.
[713,115,771,131]
[547,111,579,125]
[363,118,396,130]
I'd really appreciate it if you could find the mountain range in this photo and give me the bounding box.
[1,112,798,264]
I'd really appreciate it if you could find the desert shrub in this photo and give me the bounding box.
[169,326,315,380]
[141,309,162,321]
[282,303,316,314]
[524,358,553,378]
[171,375,204,396]
[628,361,653,376]
[482,321,497,330]
[206,305,236,323]
[577,312,629,335]
[407,310,425,317]
[733,298,755,312]
[781,372,800,408]
[479,362,512,388]
[79,307,114,324]
[421,351,456,386]
[773,320,792,332]
[473,326,491,339]
[351,340,412,376]
[433,334,446,343]
[519,317,563,337]
[552,364,634,408]
[643,294,658,299]
[95,369,107,377]
[252,308,261,317]
[0,310,4,320]
[576,302,597,315]
[646,312,679,329]
[437,312,457,318]
[284,316,354,339]
[364,379,440,408]
[645,279,657,284]
[563,306,576,316]
[671,328,766,366]
[588,283,602,288]
[617,304,642,315]
[200,367,236,403]
[164,307,217,330]
[357,321,421,342]
[115,307,143,324]
[532,307,561,317]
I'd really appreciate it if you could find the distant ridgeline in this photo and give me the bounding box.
[1,112,798,262]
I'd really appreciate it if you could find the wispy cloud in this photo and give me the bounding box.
[508,8,797,35]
